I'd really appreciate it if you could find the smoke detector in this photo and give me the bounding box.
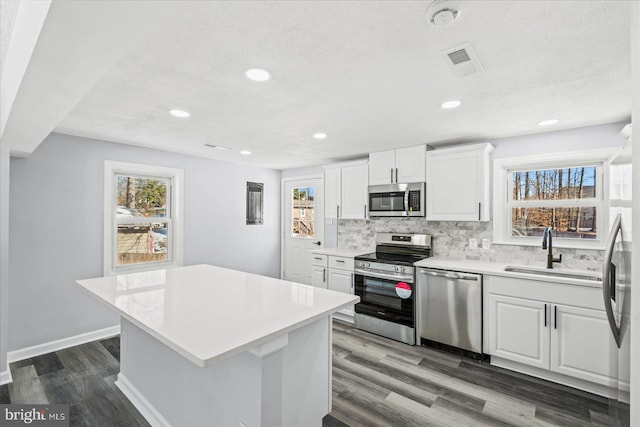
[427,0,460,26]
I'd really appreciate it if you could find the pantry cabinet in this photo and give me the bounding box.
[426,143,493,221]
[369,144,426,185]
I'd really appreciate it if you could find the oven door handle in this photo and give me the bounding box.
[354,268,414,283]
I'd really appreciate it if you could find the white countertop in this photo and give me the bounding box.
[311,248,370,258]
[76,264,359,367]
[414,257,602,288]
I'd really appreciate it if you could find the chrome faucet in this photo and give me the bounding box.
[542,227,562,269]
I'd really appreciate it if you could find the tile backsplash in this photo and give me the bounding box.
[337,218,603,271]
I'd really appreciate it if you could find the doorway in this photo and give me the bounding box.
[281,176,324,284]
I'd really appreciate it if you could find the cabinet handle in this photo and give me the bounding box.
[323,268,326,283]
[313,257,323,261]
[364,204,367,219]
[478,202,481,221]
[351,272,354,289]
[395,168,398,183]
[336,259,345,263]
[337,205,340,218]
[544,304,547,327]
[390,168,393,183]
[554,305,557,329]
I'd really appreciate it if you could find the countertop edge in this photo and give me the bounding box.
[75,278,359,367]
[414,258,602,288]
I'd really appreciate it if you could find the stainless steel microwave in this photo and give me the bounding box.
[368,182,426,217]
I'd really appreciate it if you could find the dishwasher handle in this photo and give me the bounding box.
[418,268,480,281]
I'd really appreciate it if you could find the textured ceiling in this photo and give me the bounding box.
[54,0,632,169]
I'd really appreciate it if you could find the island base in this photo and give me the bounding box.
[115,317,332,427]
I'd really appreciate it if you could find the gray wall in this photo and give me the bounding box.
[1,147,9,374]
[8,133,281,352]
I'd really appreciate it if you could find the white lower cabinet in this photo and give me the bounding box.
[551,304,614,385]
[485,275,619,390]
[488,294,549,370]
[328,268,354,316]
[327,256,355,318]
[311,254,328,289]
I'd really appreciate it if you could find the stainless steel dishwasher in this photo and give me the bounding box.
[417,268,483,354]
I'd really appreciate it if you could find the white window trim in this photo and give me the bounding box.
[104,160,184,276]
[492,149,615,250]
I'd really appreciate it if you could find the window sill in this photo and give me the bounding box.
[491,240,605,251]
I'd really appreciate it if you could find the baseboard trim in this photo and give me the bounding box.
[116,374,171,427]
[6,325,120,369]
[0,369,12,386]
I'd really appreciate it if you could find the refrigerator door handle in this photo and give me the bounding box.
[602,213,622,348]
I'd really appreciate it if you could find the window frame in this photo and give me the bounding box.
[492,149,614,249]
[104,161,184,276]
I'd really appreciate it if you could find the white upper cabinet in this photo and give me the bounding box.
[340,164,368,219]
[369,144,426,185]
[324,167,341,219]
[368,150,396,185]
[395,145,427,183]
[324,160,368,220]
[426,143,493,221]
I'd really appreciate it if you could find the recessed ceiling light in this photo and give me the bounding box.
[245,68,271,82]
[313,132,328,140]
[169,109,190,118]
[441,100,462,109]
[240,150,252,156]
[538,119,559,127]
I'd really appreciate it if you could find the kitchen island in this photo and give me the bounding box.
[76,264,359,427]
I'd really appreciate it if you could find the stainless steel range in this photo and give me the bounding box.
[354,233,431,345]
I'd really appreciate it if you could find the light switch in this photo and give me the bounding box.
[482,239,491,249]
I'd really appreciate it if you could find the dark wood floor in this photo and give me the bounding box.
[0,321,616,426]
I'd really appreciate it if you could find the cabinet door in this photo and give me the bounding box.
[550,305,616,386]
[369,150,395,185]
[328,268,354,315]
[488,294,550,370]
[340,164,368,219]
[324,168,341,219]
[426,145,490,221]
[311,266,327,289]
[395,145,426,183]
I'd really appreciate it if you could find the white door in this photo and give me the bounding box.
[369,150,395,185]
[395,145,426,183]
[327,268,354,315]
[341,164,368,219]
[489,294,550,370]
[283,178,324,284]
[324,168,341,219]
[550,304,615,386]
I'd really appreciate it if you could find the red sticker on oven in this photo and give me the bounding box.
[395,282,412,299]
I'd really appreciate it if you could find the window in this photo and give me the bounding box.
[493,150,611,248]
[104,161,183,275]
[291,186,315,237]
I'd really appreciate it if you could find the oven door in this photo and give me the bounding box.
[354,270,414,327]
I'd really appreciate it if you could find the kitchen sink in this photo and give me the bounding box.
[503,266,602,282]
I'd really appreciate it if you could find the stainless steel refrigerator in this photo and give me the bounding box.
[603,138,632,426]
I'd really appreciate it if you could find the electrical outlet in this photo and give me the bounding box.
[468,238,478,249]
[482,239,491,250]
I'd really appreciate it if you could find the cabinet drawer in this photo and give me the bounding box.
[311,254,328,267]
[328,256,354,271]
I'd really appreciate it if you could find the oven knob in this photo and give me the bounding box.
[395,266,400,273]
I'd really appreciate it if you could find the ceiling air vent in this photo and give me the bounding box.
[203,143,230,151]
[442,43,484,77]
